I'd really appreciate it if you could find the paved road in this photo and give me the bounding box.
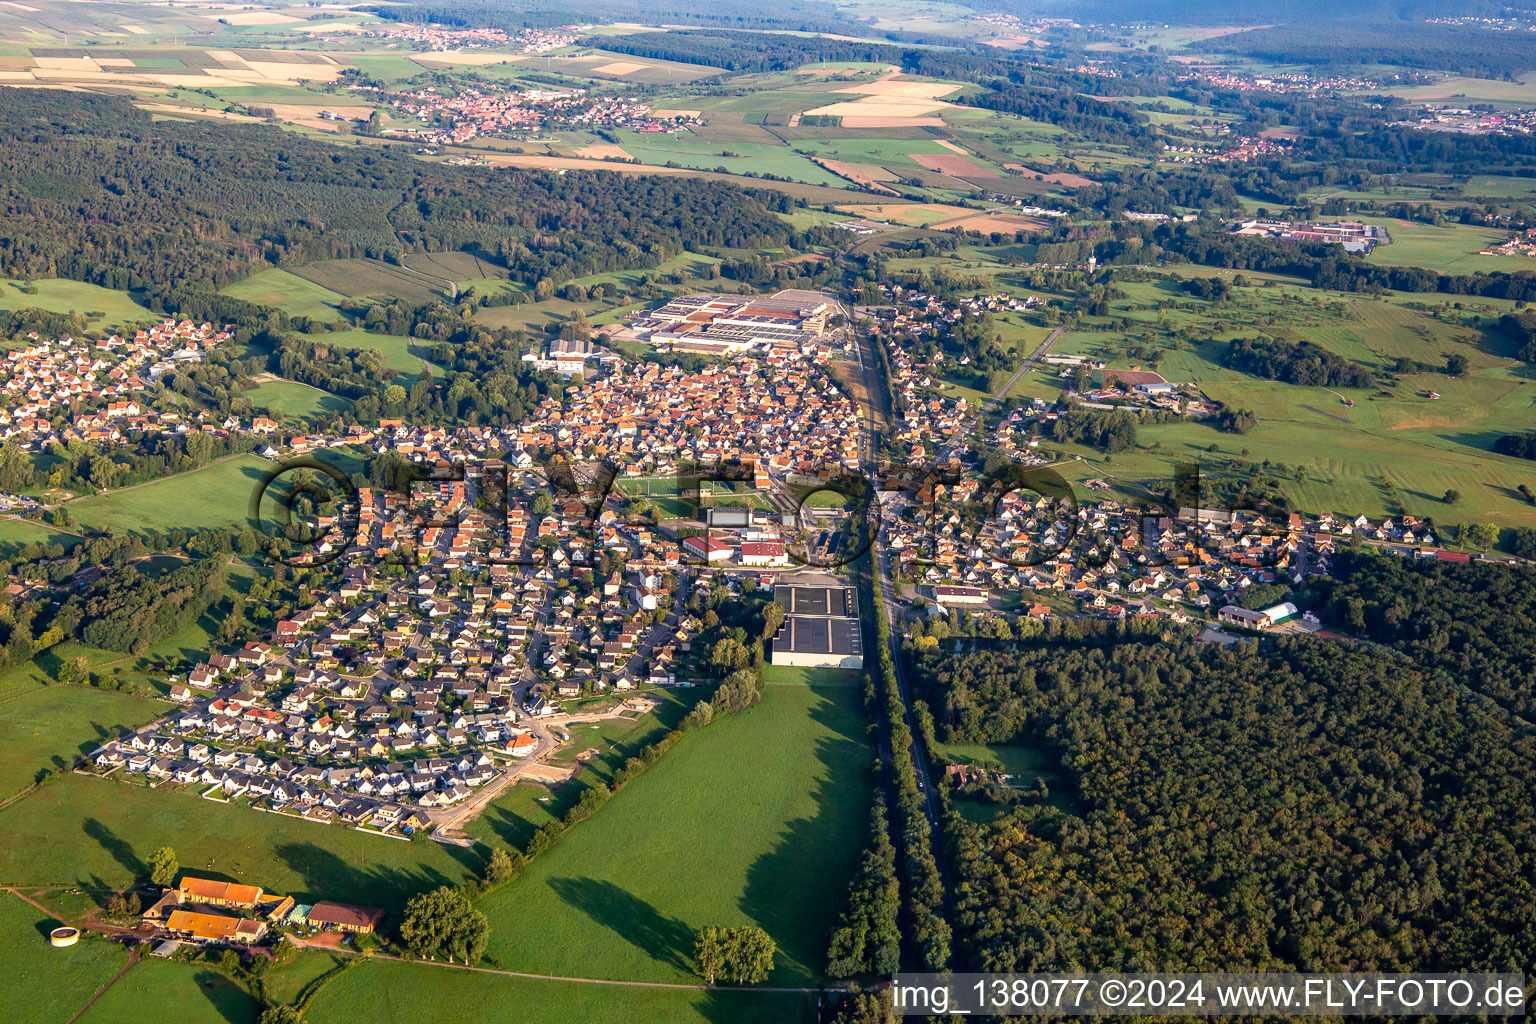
[937,323,1065,460]
[850,323,954,900]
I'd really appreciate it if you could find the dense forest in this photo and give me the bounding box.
[75,557,226,654]
[1313,549,1536,719]
[367,0,870,34]
[1208,21,1536,78]
[582,29,910,73]
[1224,336,1375,388]
[0,91,798,292]
[1048,406,1140,452]
[919,636,1536,975]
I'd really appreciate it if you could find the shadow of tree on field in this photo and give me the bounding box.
[272,841,479,921]
[83,817,145,878]
[739,689,871,987]
[548,876,694,974]
[191,968,258,1024]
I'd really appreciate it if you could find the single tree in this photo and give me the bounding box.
[482,848,519,888]
[148,846,179,888]
[725,925,776,984]
[1465,521,1500,552]
[1443,489,1461,505]
[694,925,726,984]
[399,886,489,964]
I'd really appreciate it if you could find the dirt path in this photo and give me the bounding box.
[288,937,844,994]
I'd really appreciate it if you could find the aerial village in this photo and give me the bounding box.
[0,319,232,448]
[364,83,697,147]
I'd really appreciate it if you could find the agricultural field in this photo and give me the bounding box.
[220,268,350,323]
[291,258,454,306]
[305,327,442,377]
[303,956,810,1024]
[1359,216,1535,275]
[0,277,156,329]
[0,891,132,1024]
[0,772,481,916]
[0,517,82,554]
[1011,275,1536,527]
[0,684,165,801]
[75,957,258,1024]
[474,668,871,987]
[246,378,349,419]
[64,454,276,536]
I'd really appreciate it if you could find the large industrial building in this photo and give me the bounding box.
[610,289,838,357]
[769,579,863,670]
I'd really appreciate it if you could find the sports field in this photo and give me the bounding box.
[474,668,870,986]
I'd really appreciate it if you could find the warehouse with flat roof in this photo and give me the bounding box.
[770,615,863,670]
[770,579,862,669]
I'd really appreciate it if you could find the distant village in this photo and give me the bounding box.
[361,83,696,147]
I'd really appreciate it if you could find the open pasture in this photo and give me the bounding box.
[1359,216,1534,275]
[65,453,274,536]
[474,670,871,987]
[304,956,808,1024]
[0,277,155,328]
[246,378,348,419]
[220,268,350,323]
[0,772,480,916]
[0,685,165,801]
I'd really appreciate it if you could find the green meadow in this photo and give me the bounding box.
[474,668,871,987]
[76,957,258,1024]
[304,956,810,1024]
[0,892,133,1024]
[0,773,481,916]
[0,685,166,800]
[246,378,350,419]
[0,277,156,329]
[65,454,274,536]
[1359,216,1533,275]
[220,268,350,323]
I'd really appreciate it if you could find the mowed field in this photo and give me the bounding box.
[246,378,349,419]
[0,772,481,916]
[0,684,165,800]
[64,454,276,535]
[474,668,871,987]
[220,268,350,323]
[0,277,157,329]
[303,958,809,1024]
[1360,215,1535,275]
[0,892,137,1024]
[75,957,258,1024]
